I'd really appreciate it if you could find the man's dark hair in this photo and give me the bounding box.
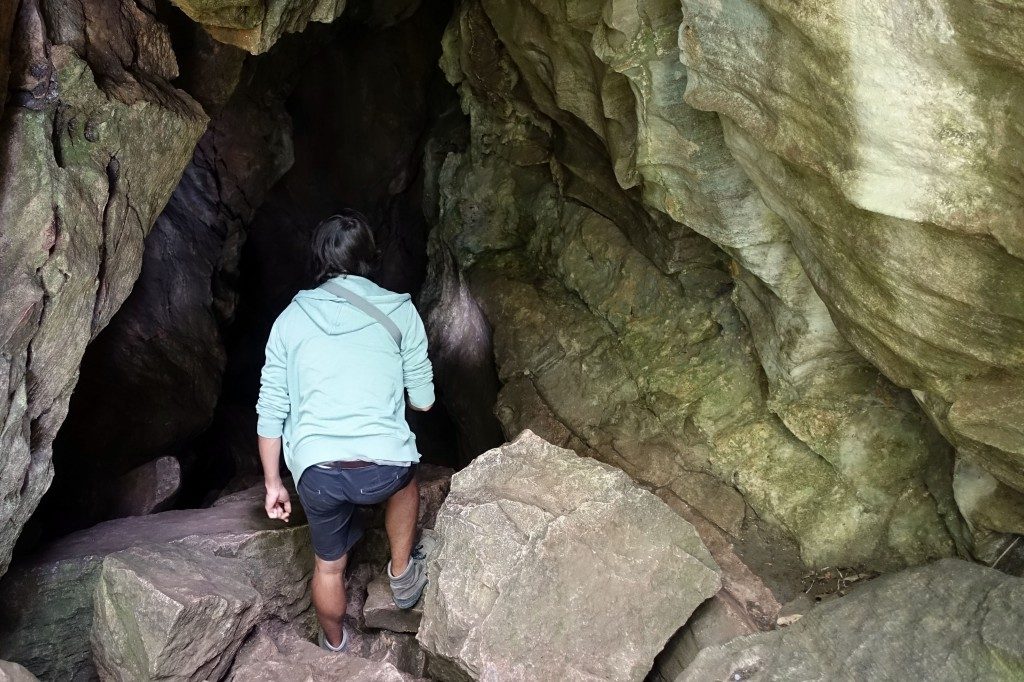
[310,209,381,284]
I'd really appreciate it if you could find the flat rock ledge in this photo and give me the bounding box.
[417,430,722,681]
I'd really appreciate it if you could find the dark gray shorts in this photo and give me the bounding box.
[296,463,416,561]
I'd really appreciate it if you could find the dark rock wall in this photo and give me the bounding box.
[17,0,463,549]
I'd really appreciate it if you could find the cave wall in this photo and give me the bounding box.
[1,0,1021,579]
[424,0,1023,569]
[0,0,207,576]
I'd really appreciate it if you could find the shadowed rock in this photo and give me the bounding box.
[112,456,182,517]
[417,431,721,681]
[0,0,206,578]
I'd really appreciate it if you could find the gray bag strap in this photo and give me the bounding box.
[320,281,402,349]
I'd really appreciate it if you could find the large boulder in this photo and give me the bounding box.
[679,558,1024,681]
[0,485,309,681]
[417,431,721,681]
[91,545,263,681]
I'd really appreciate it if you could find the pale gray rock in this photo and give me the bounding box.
[0,661,38,682]
[679,559,1024,681]
[228,622,422,681]
[417,431,721,681]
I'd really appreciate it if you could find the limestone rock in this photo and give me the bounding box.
[169,0,347,54]
[0,661,37,682]
[363,572,423,634]
[42,41,299,536]
[0,485,309,681]
[429,0,962,571]
[679,559,1024,681]
[417,431,721,681]
[228,622,421,681]
[0,0,206,577]
[91,545,263,681]
[677,0,1024,550]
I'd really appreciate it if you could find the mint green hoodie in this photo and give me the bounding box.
[255,275,434,482]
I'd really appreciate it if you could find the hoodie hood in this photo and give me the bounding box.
[293,275,411,336]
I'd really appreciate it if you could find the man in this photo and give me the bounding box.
[255,210,435,652]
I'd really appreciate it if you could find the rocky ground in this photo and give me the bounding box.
[2,434,1023,681]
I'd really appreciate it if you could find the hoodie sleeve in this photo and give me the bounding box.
[256,317,290,438]
[401,301,435,409]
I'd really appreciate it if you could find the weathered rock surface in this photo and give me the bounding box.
[677,0,1024,557]
[228,621,422,681]
[0,0,206,577]
[41,33,302,536]
[168,0,347,54]
[679,558,1024,681]
[0,661,37,682]
[425,0,973,570]
[417,431,721,681]
[0,485,309,681]
[91,545,262,681]
[343,563,429,676]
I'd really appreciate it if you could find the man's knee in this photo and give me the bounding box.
[314,553,348,576]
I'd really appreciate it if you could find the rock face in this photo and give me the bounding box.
[420,0,1017,570]
[0,485,310,681]
[168,0,349,54]
[679,558,1024,681]
[39,29,303,537]
[0,0,206,578]
[677,0,1024,560]
[417,431,721,681]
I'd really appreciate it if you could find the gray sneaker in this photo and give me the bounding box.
[318,627,349,653]
[388,532,437,610]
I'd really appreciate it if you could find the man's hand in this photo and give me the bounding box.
[265,481,291,522]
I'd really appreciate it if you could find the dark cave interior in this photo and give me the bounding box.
[19,0,488,553]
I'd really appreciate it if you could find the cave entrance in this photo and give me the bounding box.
[23,1,496,551]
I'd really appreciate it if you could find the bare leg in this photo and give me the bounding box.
[385,477,419,575]
[312,553,348,647]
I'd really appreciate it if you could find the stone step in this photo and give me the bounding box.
[363,573,423,634]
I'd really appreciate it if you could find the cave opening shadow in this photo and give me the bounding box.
[22,0,497,554]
